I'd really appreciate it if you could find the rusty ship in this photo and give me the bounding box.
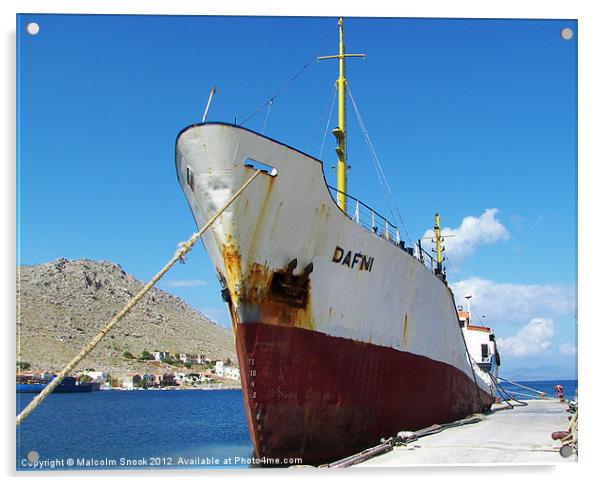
[175,18,499,464]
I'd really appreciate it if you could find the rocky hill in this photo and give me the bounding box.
[16,258,236,377]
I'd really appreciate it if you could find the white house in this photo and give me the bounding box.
[122,374,142,389]
[179,353,191,364]
[184,373,201,383]
[152,351,169,362]
[225,366,240,380]
[189,354,205,364]
[215,361,224,376]
[84,371,109,383]
[174,372,187,384]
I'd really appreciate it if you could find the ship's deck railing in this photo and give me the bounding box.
[327,185,403,246]
[327,185,441,273]
[415,240,438,272]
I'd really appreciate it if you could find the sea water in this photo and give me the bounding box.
[497,379,577,401]
[16,380,578,470]
[16,388,253,470]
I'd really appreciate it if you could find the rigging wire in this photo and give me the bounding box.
[319,87,338,160]
[308,85,337,155]
[441,254,462,287]
[261,99,274,133]
[468,301,487,326]
[347,83,413,245]
[443,255,488,327]
[238,27,335,127]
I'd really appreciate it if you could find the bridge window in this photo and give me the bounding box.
[481,344,489,359]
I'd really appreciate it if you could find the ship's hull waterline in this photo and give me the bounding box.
[176,123,496,464]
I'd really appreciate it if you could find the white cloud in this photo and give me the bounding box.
[497,318,555,357]
[450,277,575,324]
[165,279,208,288]
[559,342,577,356]
[423,208,509,262]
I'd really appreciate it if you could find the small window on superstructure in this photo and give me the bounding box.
[186,166,195,191]
[481,343,489,359]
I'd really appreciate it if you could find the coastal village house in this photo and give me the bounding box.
[177,353,205,364]
[152,351,169,362]
[225,366,240,380]
[122,373,142,389]
[161,373,177,386]
[17,370,53,382]
[183,373,201,383]
[177,372,212,384]
[83,371,109,383]
[213,361,240,380]
[143,373,156,387]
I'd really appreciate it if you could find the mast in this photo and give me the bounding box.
[318,17,365,213]
[434,213,445,277]
[465,295,472,324]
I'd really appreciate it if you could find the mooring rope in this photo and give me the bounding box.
[16,169,262,427]
[495,376,548,397]
[489,373,529,407]
[562,409,578,447]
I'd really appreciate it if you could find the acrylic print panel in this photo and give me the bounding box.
[16,14,577,469]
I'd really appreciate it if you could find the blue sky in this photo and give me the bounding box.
[16,14,577,380]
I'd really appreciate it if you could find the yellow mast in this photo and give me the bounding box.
[434,213,444,275]
[318,17,365,213]
[434,213,442,264]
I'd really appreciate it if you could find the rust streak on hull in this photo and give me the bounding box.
[220,243,315,331]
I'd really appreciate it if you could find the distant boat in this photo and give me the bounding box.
[16,376,93,393]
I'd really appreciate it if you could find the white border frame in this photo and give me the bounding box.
[3,1,599,483]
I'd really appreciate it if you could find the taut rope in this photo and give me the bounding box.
[16,169,262,427]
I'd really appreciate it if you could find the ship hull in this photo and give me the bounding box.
[237,322,493,464]
[175,122,497,465]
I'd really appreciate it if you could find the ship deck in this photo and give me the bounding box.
[354,399,576,466]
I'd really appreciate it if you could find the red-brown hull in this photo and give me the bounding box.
[236,322,495,465]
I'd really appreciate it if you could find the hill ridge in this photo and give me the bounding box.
[16,258,236,377]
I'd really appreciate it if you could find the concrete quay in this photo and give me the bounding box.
[356,400,576,466]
